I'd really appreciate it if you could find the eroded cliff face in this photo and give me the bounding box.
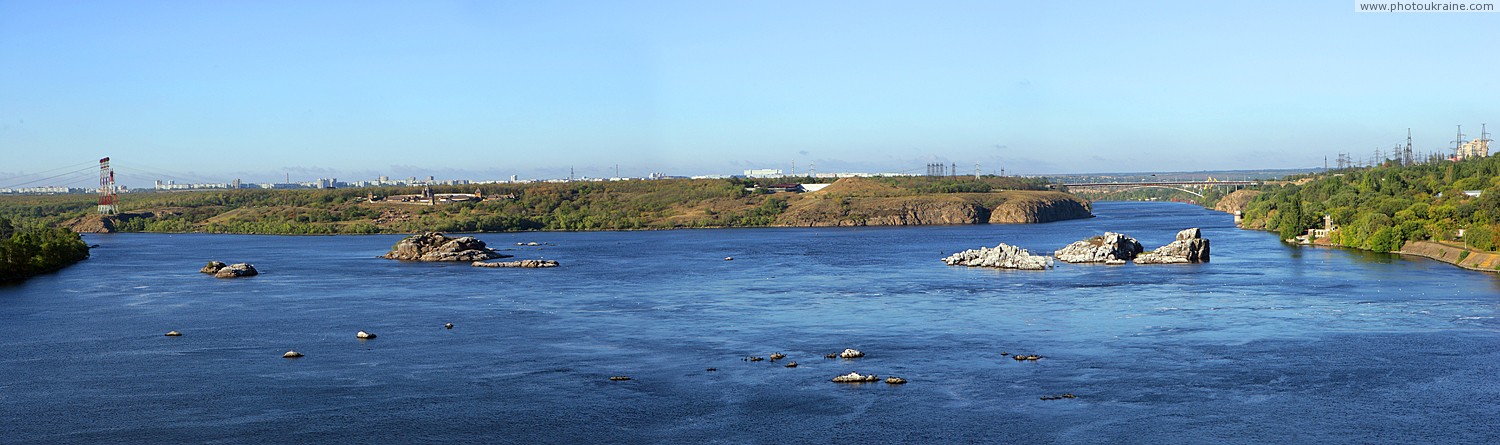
[1213,190,1262,214]
[772,191,1091,227]
[60,213,153,233]
[983,192,1094,224]
[774,195,984,227]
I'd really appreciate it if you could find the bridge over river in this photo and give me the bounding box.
[1060,180,1260,198]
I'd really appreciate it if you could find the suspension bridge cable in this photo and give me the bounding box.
[0,160,97,181]
[113,165,224,185]
[0,165,99,189]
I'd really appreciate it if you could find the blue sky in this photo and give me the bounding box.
[1,1,1496,187]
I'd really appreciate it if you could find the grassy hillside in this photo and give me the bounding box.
[0,176,1080,235]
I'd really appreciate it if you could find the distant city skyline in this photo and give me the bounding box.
[2,1,1496,189]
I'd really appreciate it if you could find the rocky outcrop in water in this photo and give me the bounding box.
[383,232,506,262]
[1054,232,1144,263]
[831,372,880,383]
[942,243,1055,270]
[1134,228,1210,264]
[200,261,228,274]
[201,261,258,278]
[472,259,559,268]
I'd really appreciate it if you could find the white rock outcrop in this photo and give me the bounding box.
[1134,228,1211,264]
[831,372,880,383]
[471,259,559,268]
[1053,232,1144,263]
[942,243,1055,270]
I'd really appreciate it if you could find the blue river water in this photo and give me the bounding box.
[1,201,1498,444]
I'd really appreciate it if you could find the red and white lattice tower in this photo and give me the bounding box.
[98,157,117,215]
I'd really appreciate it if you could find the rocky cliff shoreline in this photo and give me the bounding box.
[773,189,1092,227]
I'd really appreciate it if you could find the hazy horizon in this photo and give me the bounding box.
[2,1,1495,188]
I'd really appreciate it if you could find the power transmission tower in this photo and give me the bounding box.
[1483,123,1493,156]
[1453,125,1467,159]
[97,157,117,215]
[1404,128,1414,166]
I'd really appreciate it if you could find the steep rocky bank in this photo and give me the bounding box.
[60,213,153,233]
[774,187,1091,227]
[774,195,986,227]
[981,192,1093,224]
[1213,190,1262,215]
[1398,241,1500,273]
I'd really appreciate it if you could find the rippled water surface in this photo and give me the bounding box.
[2,202,1498,444]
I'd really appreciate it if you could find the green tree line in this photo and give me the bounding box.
[1238,155,1500,252]
[0,217,90,282]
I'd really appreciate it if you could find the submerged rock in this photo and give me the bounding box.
[885,376,907,384]
[1135,228,1211,264]
[164,331,181,337]
[609,376,631,381]
[471,259,559,268]
[1054,232,1143,263]
[383,232,506,262]
[831,372,880,383]
[213,263,258,278]
[356,330,376,339]
[283,350,303,358]
[942,243,1054,270]
[444,323,454,329]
